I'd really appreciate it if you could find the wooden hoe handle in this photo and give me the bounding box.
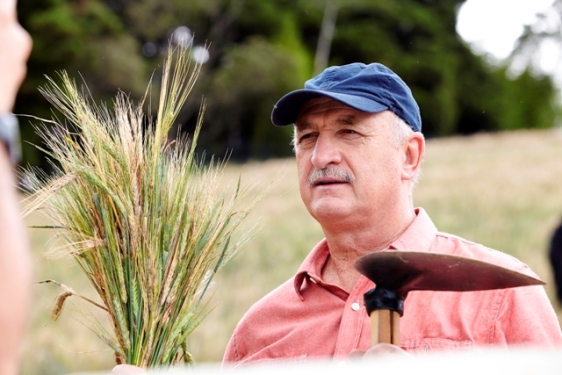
[370,309,401,345]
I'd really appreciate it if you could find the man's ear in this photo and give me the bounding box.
[401,132,425,181]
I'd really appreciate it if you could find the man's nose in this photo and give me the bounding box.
[311,134,342,169]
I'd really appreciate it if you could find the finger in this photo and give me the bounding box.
[0,0,17,20]
[0,0,32,112]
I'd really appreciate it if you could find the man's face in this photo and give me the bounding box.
[294,97,407,230]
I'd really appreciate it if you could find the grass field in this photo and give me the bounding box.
[21,128,562,374]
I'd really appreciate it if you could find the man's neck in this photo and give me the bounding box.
[320,209,417,292]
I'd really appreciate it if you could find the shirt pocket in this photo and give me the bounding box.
[401,338,473,353]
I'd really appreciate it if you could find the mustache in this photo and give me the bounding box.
[308,166,354,186]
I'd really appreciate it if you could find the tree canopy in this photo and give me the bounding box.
[16,0,560,168]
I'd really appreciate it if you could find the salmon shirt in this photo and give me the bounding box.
[223,208,562,364]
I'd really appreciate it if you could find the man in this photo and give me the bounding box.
[223,62,562,364]
[0,1,33,374]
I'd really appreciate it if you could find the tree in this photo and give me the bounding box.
[15,0,561,169]
[17,0,149,170]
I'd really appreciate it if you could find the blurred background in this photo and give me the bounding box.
[15,0,562,374]
[16,0,562,169]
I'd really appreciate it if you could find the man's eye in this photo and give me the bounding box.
[298,133,317,143]
[340,129,359,136]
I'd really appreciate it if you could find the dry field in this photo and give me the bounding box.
[21,128,562,374]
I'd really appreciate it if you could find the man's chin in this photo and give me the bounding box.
[310,205,353,224]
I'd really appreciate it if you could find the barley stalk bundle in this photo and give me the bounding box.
[22,48,261,367]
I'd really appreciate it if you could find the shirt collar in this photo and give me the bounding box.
[389,207,438,253]
[294,239,330,300]
[293,207,438,298]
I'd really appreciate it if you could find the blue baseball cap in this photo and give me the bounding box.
[271,62,421,132]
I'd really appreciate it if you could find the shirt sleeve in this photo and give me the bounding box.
[495,284,562,346]
[223,330,241,362]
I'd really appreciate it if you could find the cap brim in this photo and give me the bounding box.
[271,89,389,126]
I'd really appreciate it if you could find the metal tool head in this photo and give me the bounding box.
[355,250,545,296]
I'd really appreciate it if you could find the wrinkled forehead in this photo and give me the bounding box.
[295,97,395,132]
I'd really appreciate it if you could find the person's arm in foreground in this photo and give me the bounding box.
[0,1,33,374]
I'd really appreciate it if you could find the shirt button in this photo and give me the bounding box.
[351,302,360,311]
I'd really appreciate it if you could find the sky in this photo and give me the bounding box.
[456,0,558,71]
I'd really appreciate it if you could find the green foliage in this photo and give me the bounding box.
[17,0,149,171]
[497,68,558,131]
[16,0,562,169]
[201,8,311,160]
